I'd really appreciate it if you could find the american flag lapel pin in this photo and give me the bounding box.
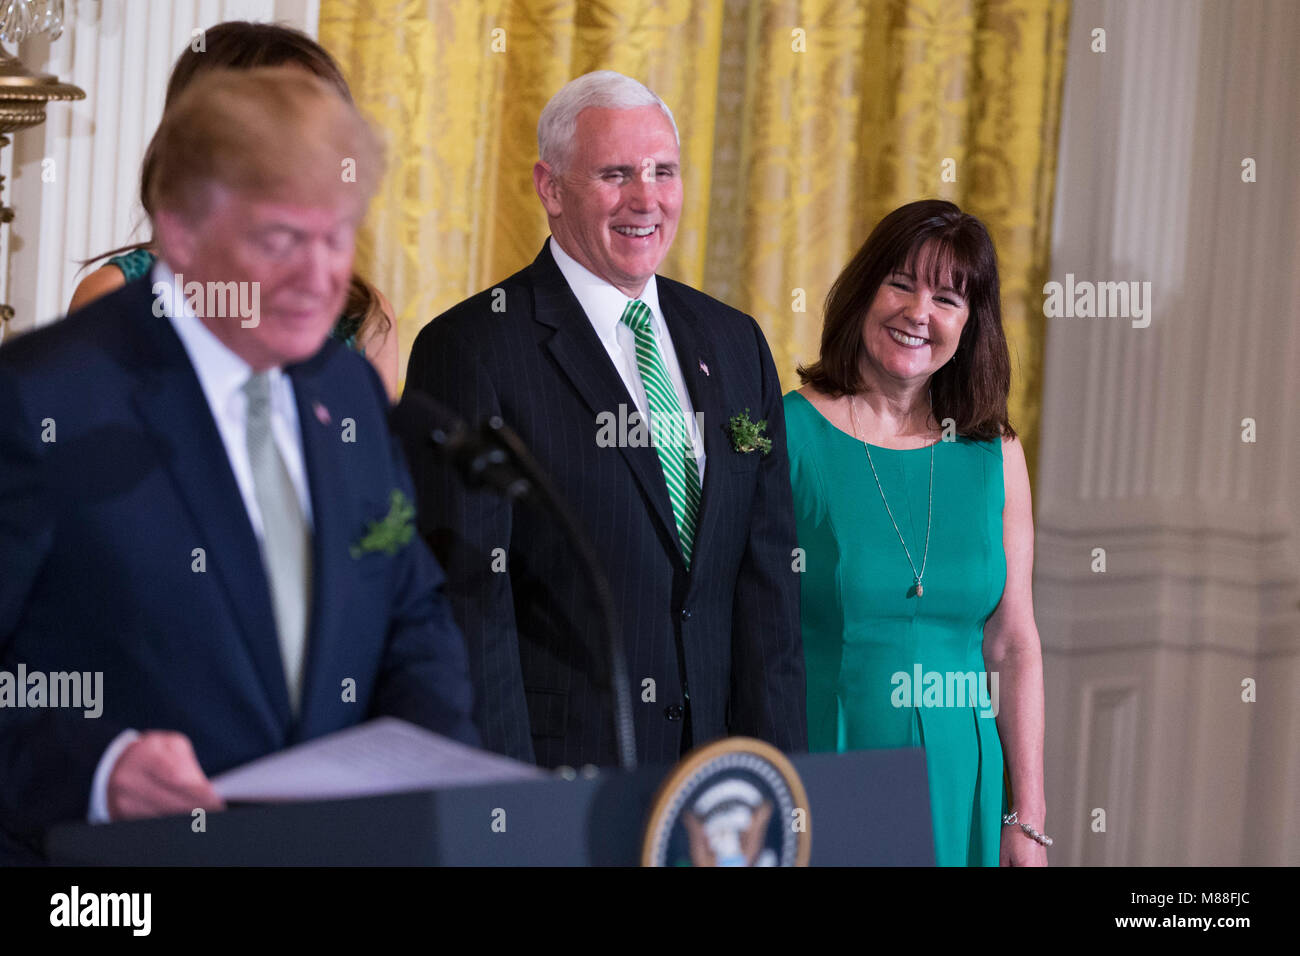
[313,400,331,426]
[698,359,710,377]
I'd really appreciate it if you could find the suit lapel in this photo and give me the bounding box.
[530,244,682,561]
[285,361,349,740]
[656,280,730,568]
[127,298,291,726]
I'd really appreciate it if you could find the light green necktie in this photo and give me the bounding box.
[620,299,701,566]
[243,371,313,714]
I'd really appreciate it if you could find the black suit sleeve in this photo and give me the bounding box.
[404,317,536,763]
[726,319,808,752]
[0,365,122,858]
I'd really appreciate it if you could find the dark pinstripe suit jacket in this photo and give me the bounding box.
[405,241,806,768]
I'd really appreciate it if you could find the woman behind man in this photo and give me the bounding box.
[785,199,1048,866]
[69,21,399,398]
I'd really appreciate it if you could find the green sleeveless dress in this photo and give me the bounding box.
[107,250,366,353]
[784,390,1007,866]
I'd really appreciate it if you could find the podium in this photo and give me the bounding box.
[46,748,933,866]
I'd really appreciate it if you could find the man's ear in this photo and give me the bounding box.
[533,161,563,218]
[152,208,197,273]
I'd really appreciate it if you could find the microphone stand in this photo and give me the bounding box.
[424,412,638,772]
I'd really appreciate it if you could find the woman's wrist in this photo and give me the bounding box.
[1007,788,1046,822]
[1002,808,1053,847]
[1014,803,1046,826]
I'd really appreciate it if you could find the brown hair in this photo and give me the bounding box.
[141,21,353,221]
[92,22,391,344]
[147,67,381,218]
[797,199,1014,442]
[164,20,351,107]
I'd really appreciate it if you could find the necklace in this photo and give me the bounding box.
[850,393,934,598]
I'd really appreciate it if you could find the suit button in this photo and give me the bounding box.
[665,704,684,721]
[680,607,692,621]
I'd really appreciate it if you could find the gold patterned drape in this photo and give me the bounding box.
[319,0,1069,485]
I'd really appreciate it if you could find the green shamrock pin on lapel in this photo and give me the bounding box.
[350,489,416,559]
[726,409,772,456]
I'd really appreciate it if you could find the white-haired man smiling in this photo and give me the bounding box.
[405,70,807,769]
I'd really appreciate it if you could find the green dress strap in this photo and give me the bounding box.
[107,248,157,283]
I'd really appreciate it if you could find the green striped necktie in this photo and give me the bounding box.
[619,299,701,566]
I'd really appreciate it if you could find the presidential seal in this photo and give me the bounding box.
[641,737,811,867]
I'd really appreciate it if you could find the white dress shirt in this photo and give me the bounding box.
[549,236,706,479]
[88,260,315,823]
[156,261,315,537]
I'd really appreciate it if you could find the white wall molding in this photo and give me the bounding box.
[1072,678,1140,867]
[1038,0,1300,865]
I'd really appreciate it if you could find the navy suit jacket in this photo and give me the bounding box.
[0,277,477,861]
[405,242,806,769]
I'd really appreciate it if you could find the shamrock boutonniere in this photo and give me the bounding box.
[726,409,772,456]
[350,489,416,559]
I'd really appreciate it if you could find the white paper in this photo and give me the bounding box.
[212,717,544,802]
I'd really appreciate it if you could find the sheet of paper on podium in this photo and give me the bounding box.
[212,717,545,802]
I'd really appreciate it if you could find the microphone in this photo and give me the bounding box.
[390,391,638,771]
[389,392,533,501]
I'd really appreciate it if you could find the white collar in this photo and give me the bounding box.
[153,259,290,416]
[548,236,664,347]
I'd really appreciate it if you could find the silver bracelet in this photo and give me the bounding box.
[1002,809,1053,847]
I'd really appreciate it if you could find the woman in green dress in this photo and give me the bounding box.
[785,199,1049,866]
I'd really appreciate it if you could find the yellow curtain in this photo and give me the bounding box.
[319,0,1069,484]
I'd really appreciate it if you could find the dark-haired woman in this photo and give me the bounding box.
[69,21,399,399]
[785,199,1048,866]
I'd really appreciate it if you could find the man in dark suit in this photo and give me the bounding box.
[405,70,805,769]
[0,69,476,862]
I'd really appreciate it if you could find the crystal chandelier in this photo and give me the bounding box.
[0,0,82,339]
[0,0,65,44]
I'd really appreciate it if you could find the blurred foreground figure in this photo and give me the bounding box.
[0,68,476,863]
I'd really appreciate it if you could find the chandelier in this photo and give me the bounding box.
[0,0,83,339]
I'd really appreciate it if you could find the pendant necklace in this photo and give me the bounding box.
[850,393,934,598]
